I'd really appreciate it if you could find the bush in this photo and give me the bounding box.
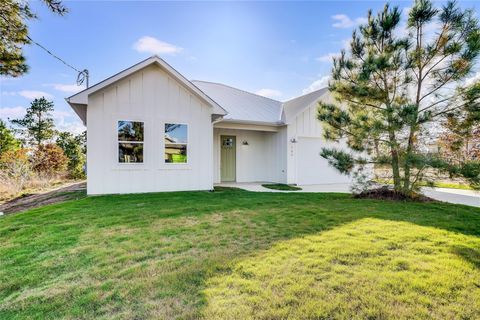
[31,144,68,177]
[0,148,32,197]
[56,131,86,179]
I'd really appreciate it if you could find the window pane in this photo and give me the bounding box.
[165,144,187,163]
[118,121,144,142]
[119,143,143,163]
[165,124,187,144]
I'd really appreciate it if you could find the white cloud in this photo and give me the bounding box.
[133,36,183,55]
[52,110,85,134]
[48,83,86,93]
[316,53,340,63]
[302,75,330,95]
[19,90,53,100]
[332,14,368,29]
[255,88,282,99]
[1,91,17,96]
[0,106,26,120]
[57,120,85,134]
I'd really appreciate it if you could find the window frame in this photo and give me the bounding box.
[117,119,145,165]
[164,122,189,165]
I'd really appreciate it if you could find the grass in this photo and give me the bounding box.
[375,179,474,191]
[1,188,479,319]
[428,181,475,190]
[261,183,302,191]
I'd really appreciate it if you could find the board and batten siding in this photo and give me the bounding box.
[286,99,351,185]
[86,64,214,195]
[213,128,287,184]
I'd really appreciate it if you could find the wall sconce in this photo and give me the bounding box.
[290,138,297,143]
[242,141,249,146]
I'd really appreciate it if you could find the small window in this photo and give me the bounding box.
[223,138,234,148]
[165,123,188,163]
[118,121,144,163]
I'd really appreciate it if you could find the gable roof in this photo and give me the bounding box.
[192,81,284,125]
[193,81,330,125]
[282,88,329,123]
[66,56,330,127]
[66,56,227,124]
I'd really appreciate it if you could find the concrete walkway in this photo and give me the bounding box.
[215,182,480,208]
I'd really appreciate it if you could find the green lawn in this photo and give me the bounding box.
[1,188,480,319]
[375,179,475,191]
[261,183,302,191]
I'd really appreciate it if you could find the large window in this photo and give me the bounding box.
[118,121,144,163]
[165,123,188,163]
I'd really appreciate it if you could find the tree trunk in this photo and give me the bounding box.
[403,128,416,195]
[388,130,402,191]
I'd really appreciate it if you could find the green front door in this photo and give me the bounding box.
[220,135,236,182]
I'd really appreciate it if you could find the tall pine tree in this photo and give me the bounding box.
[318,0,480,195]
[11,97,56,147]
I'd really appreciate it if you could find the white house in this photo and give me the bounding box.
[67,56,350,195]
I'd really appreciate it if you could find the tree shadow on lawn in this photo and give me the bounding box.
[201,218,480,319]
[0,187,479,319]
[451,245,480,269]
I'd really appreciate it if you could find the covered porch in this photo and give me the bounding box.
[213,121,287,184]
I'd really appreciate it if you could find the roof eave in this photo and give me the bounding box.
[66,56,228,117]
[220,118,286,126]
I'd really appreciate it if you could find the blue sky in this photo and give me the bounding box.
[1,0,479,133]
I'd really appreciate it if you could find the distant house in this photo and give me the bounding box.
[67,56,350,195]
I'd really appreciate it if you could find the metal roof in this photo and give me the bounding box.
[66,56,330,126]
[193,80,330,125]
[192,81,284,125]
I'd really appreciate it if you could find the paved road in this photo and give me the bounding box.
[216,182,480,208]
[422,187,479,208]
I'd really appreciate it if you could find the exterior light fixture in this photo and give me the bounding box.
[290,138,297,143]
[242,141,249,146]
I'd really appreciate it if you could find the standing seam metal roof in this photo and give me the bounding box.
[192,80,328,125]
[192,80,284,124]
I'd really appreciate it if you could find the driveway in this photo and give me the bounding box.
[422,187,479,208]
[216,182,480,208]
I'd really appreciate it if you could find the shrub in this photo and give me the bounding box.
[56,131,86,179]
[31,144,68,177]
[0,148,32,196]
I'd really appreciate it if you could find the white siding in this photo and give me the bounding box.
[213,128,287,183]
[86,64,214,195]
[286,101,351,185]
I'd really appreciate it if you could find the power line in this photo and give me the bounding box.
[26,35,89,87]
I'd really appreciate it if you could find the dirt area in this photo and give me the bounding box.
[355,186,435,202]
[0,182,86,215]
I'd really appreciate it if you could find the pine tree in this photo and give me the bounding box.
[318,0,480,195]
[0,0,67,77]
[0,119,20,156]
[11,97,56,147]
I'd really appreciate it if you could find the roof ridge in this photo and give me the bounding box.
[282,87,329,105]
[191,80,282,104]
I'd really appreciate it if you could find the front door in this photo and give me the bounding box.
[220,135,236,182]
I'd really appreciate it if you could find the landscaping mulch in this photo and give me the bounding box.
[354,186,436,202]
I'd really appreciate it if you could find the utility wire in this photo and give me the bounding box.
[26,35,81,73]
[0,9,88,86]
[26,35,89,87]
